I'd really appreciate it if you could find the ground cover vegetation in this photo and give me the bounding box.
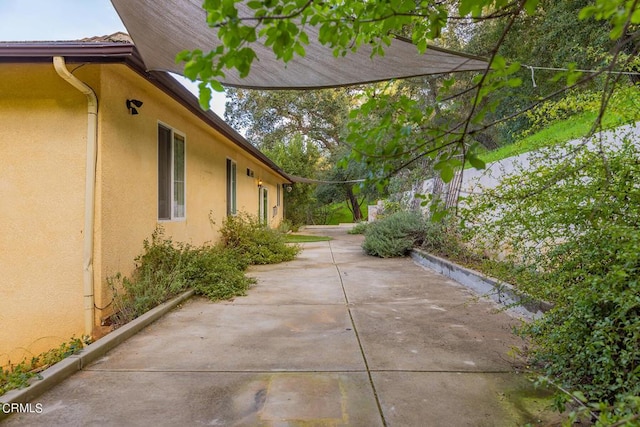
[177,0,640,423]
[460,136,640,425]
[108,213,299,326]
[1,337,89,397]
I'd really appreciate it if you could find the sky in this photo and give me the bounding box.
[0,0,226,116]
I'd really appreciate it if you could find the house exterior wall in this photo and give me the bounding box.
[0,63,88,365]
[92,64,286,324]
[0,61,287,366]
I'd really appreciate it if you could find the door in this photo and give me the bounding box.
[259,186,269,225]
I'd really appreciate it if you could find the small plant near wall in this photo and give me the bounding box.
[348,221,368,235]
[0,336,90,396]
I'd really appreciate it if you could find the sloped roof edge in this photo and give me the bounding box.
[0,38,291,183]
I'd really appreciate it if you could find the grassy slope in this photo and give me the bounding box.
[478,92,640,165]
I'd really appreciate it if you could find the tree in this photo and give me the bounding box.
[314,145,381,222]
[225,86,376,222]
[261,135,321,226]
[178,0,640,189]
[462,0,616,141]
[225,87,353,153]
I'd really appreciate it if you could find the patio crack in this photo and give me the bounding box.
[329,240,388,427]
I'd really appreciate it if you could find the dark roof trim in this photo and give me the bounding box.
[147,71,292,183]
[0,40,291,183]
[0,41,135,57]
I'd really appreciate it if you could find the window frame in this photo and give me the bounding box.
[158,122,187,221]
[226,158,237,216]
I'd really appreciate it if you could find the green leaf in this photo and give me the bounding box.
[468,155,486,170]
[578,5,596,20]
[490,55,506,70]
[293,42,306,57]
[298,31,309,45]
[198,84,212,109]
[183,59,204,80]
[507,77,523,88]
[440,164,454,183]
[175,49,193,63]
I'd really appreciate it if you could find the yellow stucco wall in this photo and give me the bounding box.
[0,64,88,365]
[1,61,286,364]
[93,65,286,323]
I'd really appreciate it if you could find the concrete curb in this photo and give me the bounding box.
[410,249,552,320]
[0,289,194,414]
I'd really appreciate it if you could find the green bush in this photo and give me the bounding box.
[219,212,300,264]
[109,227,257,326]
[348,221,368,234]
[109,229,193,324]
[110,218,299,326]
[362,210,427,257]
[185,245,255,300]
[461,135,640,424]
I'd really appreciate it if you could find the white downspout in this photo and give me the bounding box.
[53,56,98,338]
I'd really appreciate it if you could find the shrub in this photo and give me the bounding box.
[109,226,258,326]
[219,212,300,264]
[184,245,255,300]
[348,221,368,234]
[461,135,640,423]
[362,210,427,257]
[109,229,194,324]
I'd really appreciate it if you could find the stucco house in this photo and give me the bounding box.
[0,33,291,366]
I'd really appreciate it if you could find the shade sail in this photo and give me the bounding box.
[110,0,488,89]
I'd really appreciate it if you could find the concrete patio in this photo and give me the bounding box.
[2,225,559,426]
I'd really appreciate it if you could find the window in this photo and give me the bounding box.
[226,158,237,216]
[158,124,186,220]
[277,183,281,207]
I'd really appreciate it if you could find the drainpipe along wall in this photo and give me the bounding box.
[53,56,97,338]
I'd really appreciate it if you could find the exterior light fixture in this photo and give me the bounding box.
[258,179,263,187]
[126,99,143,115]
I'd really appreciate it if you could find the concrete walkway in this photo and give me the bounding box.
[3,226,557,426]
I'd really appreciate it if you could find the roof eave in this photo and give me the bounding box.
[0,42,136,58]
[147,71,292,183]
[0,41,292,183]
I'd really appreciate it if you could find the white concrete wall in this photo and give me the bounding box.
[401,122,640,212]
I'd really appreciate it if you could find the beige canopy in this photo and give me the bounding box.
[110,0,487,89]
